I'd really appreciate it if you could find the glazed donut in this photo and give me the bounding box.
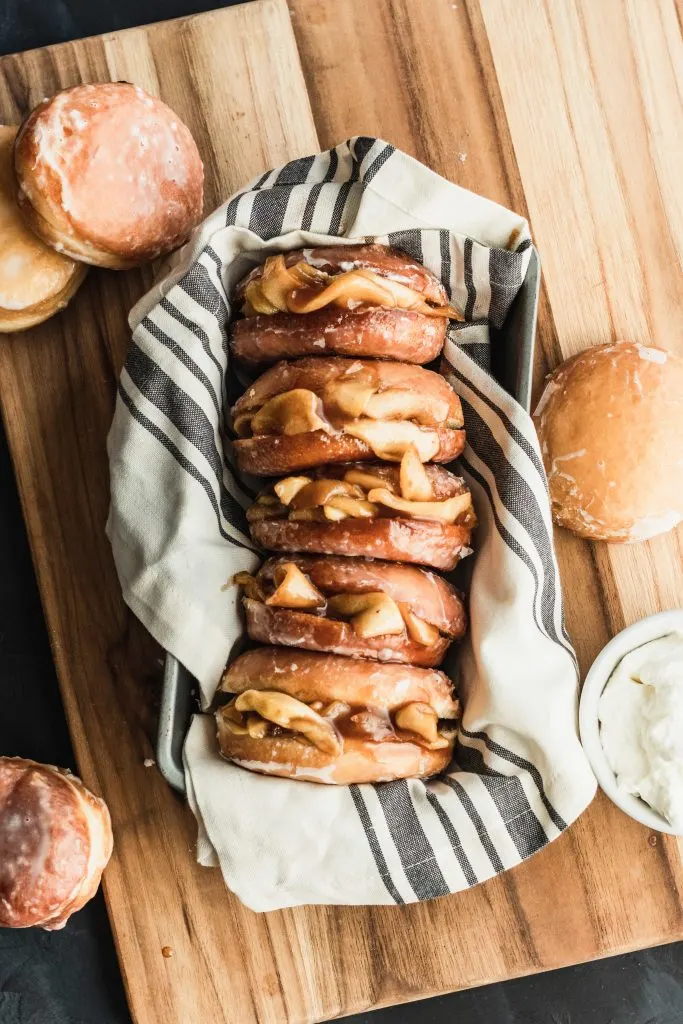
[0,757,112,930]
[231,357,465,475]
[0,125,86,332]
[230,242,461,366]
[236,554,466,667]
[534,342,683,542]
[14,83,204,269]
[216,647,460,784]
[246,461,476,571]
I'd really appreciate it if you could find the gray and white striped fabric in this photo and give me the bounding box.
[107,137,596,911]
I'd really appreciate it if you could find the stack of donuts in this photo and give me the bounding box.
[216,244,477,785]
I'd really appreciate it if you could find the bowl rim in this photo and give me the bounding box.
[578,607,683,836]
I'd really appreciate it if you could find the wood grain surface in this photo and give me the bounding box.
[0,0,681,1022]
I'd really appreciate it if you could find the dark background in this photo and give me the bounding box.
[1,2,682,1022]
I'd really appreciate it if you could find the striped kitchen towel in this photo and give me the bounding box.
[107,138,596,911]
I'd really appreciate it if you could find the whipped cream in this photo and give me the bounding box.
[599,632,683,829]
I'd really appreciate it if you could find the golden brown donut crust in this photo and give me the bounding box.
[14,83,204,268]
[235,423,465,476]
[244,600,451,667]
[230,306,447,367]
[216,725,453,784]
[0,261,87,332]
[250,516,472,571]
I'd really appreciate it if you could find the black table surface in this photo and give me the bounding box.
[1,3,682,1022]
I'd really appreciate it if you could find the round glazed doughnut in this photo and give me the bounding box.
[231,357,465,475]
[238,554,467,667]
[0,757,113,930]
[220,646,460,713]
[534,342,683,542]
[216,647,460,784]
[217,727,452,785]
[0,125,86,332]
[244,599,452,667]
[14,83,204,269]
[230,243,459,367]
[247,461,476,570]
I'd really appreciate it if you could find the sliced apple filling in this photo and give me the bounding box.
[265,563,325,608]
[399,447,433,501]
[241,254,464,320]
[326,592,406,639]
[365,488,473,523]
[236,563,446,647]
[398,605,440,646]
[343,419,440,462]
[234,377,457,462]
[247,451,474,527]
[233,388,331,438]
[394,702,454,750]
[221,692,456,751]
[324,378,449,426]
[342,467,394,492]
[222,689,342,755]
[241,256,328,315]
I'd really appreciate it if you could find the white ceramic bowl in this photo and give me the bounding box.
[579,608,683,836]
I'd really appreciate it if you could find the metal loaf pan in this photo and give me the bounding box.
[157,248,542,793]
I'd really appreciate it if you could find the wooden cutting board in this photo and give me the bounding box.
[1,1,682,1021]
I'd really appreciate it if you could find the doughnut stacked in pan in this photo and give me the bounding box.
[217,245,476,786]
